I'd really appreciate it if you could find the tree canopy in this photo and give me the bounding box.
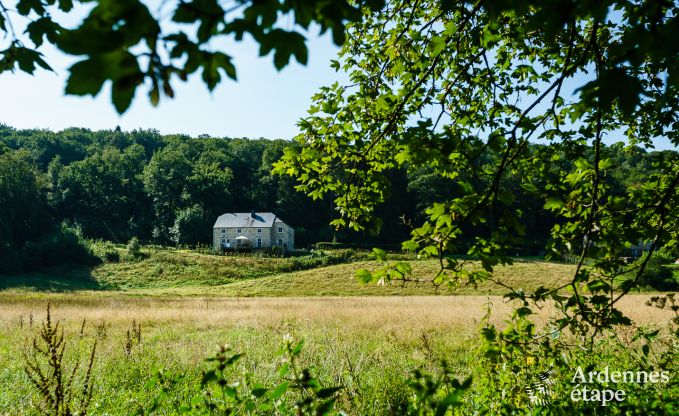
[274,0,678,336]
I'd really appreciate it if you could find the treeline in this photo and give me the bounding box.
[0,123,675,272]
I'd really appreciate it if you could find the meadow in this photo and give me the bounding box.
[0,247,676,415]
[0,244,579,295]
[0,294,673,415]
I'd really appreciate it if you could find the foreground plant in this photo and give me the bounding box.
[141,334,342,415]
[276,0,679,412]
[23,304,97,416]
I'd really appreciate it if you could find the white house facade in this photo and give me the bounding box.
[213,211,295,250]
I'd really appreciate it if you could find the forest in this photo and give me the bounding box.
[1,122,676,273]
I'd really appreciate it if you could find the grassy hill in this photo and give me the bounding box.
[0,245,579,296]
[0,245,358,291]
[157,259,576,296]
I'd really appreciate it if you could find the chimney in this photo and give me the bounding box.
[250,209,256,218]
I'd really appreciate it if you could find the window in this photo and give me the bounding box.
[257,228,261,233]
[226,239,230,244]
[278,227,283,233]
[237,228,241,233]
[257,238,262,248]
[221,229,225,233]
[221,239,225,243]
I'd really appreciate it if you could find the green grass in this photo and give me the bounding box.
[0,296,483,415]
[0,246,362,292]
[164,259,577,296]
[0,244,580,296]
[0,294,673,415]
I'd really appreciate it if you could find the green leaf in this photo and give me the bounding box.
[225,353,244,365]
[10,46,52,74]
[372,247,386,261]
[315,398,337,415]
[201,52,236,91]
[17,0,45,16]
[58,0,73,12]
[543,197,564,210]
[269,381,289,400]
[291,340,304,355]
[316,387,341,399]
[356,269,373,284]
[26,17,61,47]
[112,76,139,113]
[428,35,446,55]
[224,386,237,398]
[258,29,307,70]
[65,58,108,95]
[251,387,268,397]
[435,389,463,415]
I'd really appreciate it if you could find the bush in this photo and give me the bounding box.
[90,241,121,263]
[639,248,678,290]
[20,223,97,271]
[126,237,142,259]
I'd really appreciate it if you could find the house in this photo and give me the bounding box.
[213,211,295,251]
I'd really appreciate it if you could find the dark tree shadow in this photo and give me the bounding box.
[0,266,115,292]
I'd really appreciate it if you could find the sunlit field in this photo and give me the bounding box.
[0,293,673,415]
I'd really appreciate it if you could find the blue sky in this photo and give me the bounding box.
[0,12,343,140]
[0,2,674,150]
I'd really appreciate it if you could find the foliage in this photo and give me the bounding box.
[0,123,673,271]
[273,0,679,413]
[636,247,678,290]
[23,304,97,416]
[0,150,50,272]
[392,362,471,415]
[474,300,679,414]
[126,237,142,259]
[20,223,98,270]
[141,335,342,415]
[170,205,209,246]
[90,240,121,263]
[0,128,342,255]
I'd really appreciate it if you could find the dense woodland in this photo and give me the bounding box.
[0,123,676,272]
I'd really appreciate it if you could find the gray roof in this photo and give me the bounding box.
[213,212,280,228]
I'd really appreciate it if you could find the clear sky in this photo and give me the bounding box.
[0,11,343,140]
[0,3,675,150]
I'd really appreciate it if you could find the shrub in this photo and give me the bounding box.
[20,223,97,271]
[126,237,142,259]
[90,240,121,263]
[638,248,678,290]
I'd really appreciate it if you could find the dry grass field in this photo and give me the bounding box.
[0,293,672,331]
[0,249,676,414]
[0,293,674,414]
